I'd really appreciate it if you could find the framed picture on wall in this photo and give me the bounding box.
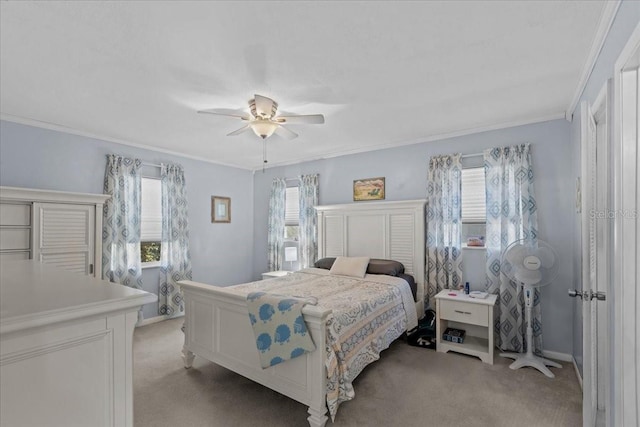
[211,196,231,223]
[353,177,385,201]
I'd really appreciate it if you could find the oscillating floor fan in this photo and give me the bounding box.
[500,238,562,378]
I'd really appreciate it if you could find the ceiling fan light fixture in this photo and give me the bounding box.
[250,119,278,139]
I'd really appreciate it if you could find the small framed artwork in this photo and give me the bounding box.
[211,196,231,223]
[353,177,385,201]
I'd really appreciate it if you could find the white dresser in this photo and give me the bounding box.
[0,260,156,427]
[0,186,109,277]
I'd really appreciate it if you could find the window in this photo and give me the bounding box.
[141,177,162,264]
[284,186,300,241]
[461,167,486,246]
[283,186,300,270]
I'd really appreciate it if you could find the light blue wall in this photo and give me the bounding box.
[253,119,575,354]
[0,120,255,320]
[568,0,640,378]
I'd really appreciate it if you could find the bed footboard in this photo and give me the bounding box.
[179,280,331,427]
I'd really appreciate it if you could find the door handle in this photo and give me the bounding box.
[568,289,606,301]
[568,289,583,298]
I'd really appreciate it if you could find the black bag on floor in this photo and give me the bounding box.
[407,309,436,349]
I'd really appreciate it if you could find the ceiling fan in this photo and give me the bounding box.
[197,94,325,140]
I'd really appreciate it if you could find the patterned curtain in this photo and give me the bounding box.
[298,174,319,268]
[426,154,463,300]
[484,143,541,354]
[102,154,143,289]
[158,163,192,317]
[267,178,286,271]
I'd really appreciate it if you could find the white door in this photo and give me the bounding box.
[32,202,96,276]
[612,23,640,427]
[579,82,610,427]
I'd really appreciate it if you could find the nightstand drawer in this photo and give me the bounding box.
[440,300,488,326]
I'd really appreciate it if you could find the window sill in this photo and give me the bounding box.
[142,261,161,269]
[462,244,486,251]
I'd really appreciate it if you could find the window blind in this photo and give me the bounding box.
[461,167,486,223]
[141,177,162,241]
[285,186,300,226]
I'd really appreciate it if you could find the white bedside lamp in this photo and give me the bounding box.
[284,247,298,271]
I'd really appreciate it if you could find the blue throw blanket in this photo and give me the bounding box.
[246,292,317,368]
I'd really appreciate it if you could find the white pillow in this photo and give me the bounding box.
[329,256,370,278]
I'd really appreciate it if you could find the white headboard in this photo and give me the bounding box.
[315,199,426,315]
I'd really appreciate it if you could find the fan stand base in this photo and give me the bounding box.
[500,352,562,378]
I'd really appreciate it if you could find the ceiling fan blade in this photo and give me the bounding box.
[198,109,251,120]
[274,125,298,140]
[227,124,252,136]
[275,114,325,125]
[254,94,277,118]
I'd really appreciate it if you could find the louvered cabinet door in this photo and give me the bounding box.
[32,203,95,276]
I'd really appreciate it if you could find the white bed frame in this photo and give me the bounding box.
[179,199,426,427]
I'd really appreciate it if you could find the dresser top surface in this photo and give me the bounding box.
[1,260,156,332]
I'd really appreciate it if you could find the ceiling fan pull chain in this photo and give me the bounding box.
[262,139,268,173]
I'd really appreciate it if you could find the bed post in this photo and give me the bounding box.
[302,304,330,427]
[182,346,195,369]
[181,318,195,368]
[307,408,328,427]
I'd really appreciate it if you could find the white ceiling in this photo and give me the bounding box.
[0,1,607,170]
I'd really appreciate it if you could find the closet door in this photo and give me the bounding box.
[32,203,95,276]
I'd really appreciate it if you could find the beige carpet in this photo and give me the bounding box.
[133,318,582,427]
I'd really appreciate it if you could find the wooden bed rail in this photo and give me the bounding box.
[178,280,332,427]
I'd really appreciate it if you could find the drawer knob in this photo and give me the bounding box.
[454,310,472,315]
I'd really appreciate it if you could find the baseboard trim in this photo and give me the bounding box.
[542,350,573,362]
[572,357,583,390]
[541,350,583,389]
[136,313,184,327]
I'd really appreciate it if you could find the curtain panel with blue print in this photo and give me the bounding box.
[267,178,286,271]
[484,143,542,354]
[158,163,193,317]
[102,154,143,289]
[298,174,319,268]
[426,153,463,300]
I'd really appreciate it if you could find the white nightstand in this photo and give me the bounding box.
[261,270,291,280]
[434,289,498,365]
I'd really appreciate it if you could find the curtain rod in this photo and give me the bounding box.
[461,153,483,159]
[142,161,162,168]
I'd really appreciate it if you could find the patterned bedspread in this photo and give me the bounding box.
[228,268,418,420]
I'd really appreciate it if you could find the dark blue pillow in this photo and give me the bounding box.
[314,257,336,270]
[366,259,405,276]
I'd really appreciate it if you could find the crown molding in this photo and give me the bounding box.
[0,113,251,171]
[253,112,566,171]
[2,111,565,174]
[565,0,622,120]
